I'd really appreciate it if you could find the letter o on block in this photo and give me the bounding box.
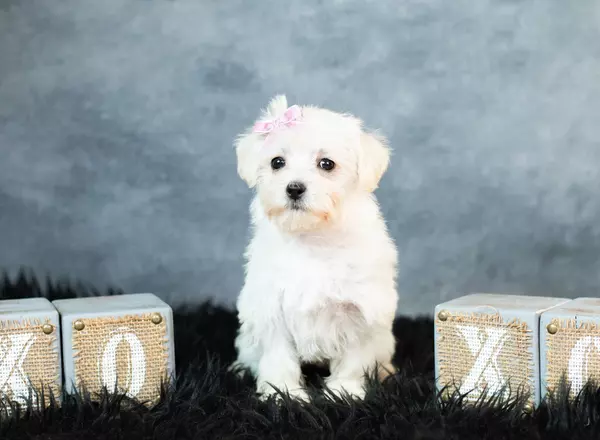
[434,294,569,407]
[53,294,175,405]
[100,328,147,398]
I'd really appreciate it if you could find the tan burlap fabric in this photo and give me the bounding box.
[0,319,60,409]
[436,312,533,404]
[72,313,169,404]
[545,318,600,396]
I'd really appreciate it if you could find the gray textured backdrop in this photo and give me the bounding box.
[1,0,600,317]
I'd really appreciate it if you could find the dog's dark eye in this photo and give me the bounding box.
[271,157,286,170]
[318,158,335,171]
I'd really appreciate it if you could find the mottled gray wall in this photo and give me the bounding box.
[1,0,600,316]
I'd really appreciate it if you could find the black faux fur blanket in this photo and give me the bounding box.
[1,270,599,440]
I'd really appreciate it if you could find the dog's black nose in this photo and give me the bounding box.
[286,181,306,200]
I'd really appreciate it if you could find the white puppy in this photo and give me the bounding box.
[231,95,398,401]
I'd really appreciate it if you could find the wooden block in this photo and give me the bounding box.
[435,293,569,407]
[0,298,62,409]
[540,297,600,399]
[52,293,175,404]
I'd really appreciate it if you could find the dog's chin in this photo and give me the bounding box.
[265,203,333,233]
[288,201,306,211]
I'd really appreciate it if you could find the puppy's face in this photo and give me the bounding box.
[235,95,390,232]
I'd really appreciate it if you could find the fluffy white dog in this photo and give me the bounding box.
[231,95,398,401]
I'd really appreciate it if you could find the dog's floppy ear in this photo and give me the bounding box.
[235,95,290,188]
[357,130,391,192]
[235,132,260,188]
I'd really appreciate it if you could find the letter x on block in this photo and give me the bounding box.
[456,325,509,398]
[0,298,62,410]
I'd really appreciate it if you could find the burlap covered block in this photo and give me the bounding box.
[0,298,62,410]
[540,298,600,399]
[53,294,175,405]
[434,293,569,407]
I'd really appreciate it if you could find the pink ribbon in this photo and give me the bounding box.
[252,105,302,135]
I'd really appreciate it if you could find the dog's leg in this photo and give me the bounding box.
[229,328,262,377]
[256,331,308,401]
[326,327,395,399]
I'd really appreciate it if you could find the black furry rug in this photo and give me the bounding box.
[1,271,600,439]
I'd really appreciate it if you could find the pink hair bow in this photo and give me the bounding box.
[252,105,302,135]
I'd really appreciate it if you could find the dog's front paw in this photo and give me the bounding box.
[286,387,310,402]
[257,383,309,402]
[325,378,366,400]
[227,360,248,378]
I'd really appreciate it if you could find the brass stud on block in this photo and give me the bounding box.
[151,313,163,325]
[42,323,54,335]
[547,323,558,335]
[523,403,534,415]
[74,320,85,331]
[438,310,450,322]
